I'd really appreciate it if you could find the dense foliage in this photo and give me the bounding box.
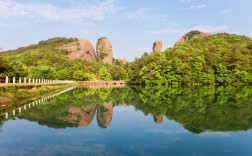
[0,37,126,81]
[127,33,252,85]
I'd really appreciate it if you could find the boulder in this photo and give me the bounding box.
[152,40,163,53]
[64,38,96,62]
[175,30,211,46]
[96,37,113,64]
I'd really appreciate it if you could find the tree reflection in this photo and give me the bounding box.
[1,85,251,133]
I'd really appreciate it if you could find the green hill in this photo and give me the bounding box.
[0,37,126,81]
[127,32,252,85]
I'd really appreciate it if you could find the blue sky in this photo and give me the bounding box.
[0,0,252,61]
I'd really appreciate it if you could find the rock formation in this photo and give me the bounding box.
[97,102,113,128]
[116,58,127,64]
[153,115,163,124]
[175,30,211,46]
[62,105,97,127]
[63,38,96,62]
[152,40,163,53]
[96,37,113,64]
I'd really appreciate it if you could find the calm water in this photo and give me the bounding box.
[0,86,252,156]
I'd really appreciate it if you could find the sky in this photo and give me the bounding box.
[0,0,252,61]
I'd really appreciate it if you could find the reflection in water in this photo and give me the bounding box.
[61,105,97,127]
[61,102,113,128]
[97,102,113,128]
[153,115,163,124]
[1,86,252,133]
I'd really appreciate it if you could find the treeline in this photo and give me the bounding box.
[127,33,252,85]
[0,37,126,81]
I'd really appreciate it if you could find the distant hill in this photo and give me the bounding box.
[0,37,126,81]
[127,32,252,85]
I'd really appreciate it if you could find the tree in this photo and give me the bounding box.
[56,69,71,80]
[83,73,96,81]
[73,70,84,81]
[108,65,127,80]
[98,68,112,80]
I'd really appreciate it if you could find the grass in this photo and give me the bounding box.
[0,83,76,107]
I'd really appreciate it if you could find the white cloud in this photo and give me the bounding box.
[220,10,229,14]
[144,25,229,35]
[125,8,167,21]
[0,22,24,29]
[183,4,207,10]
[178,0,193,3]
[192,25,229,32]
[144,28,187,35]
[198,131,231,137]
[0,0,120,21]
[80,30,94,34]
[147,128,189,134]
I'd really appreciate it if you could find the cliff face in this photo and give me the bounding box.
[63,38,97,62]
[175,30,211,46]
[96,37,113,64]
[60,37,115,64]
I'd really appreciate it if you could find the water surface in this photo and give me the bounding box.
[0,86,252,156]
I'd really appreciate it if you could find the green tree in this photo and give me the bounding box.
[73,70,84,81]
[56,69,71,80]
[98,68,112,80]
[83,73,96,81]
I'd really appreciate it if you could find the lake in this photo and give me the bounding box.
[0,85,252,156]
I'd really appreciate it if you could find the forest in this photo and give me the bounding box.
[0,32,252,85]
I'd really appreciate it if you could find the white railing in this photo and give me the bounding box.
[0,76,74,84]
[3,87,75,119]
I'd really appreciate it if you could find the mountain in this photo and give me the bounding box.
[127,32,252,85]
[0,37,126,81]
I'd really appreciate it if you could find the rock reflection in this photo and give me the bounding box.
[153,115,163,124]
[62,105,97,127]
[62,102,113,128]
[97,102,113,128]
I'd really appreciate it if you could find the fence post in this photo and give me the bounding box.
[32,78,35,83]
[28,78,31,83]
[24,77,26,83]
[35,79,38,83]
[39,79,41,83]
[13,77,16,83]
[5,76,9,83]
[19,77,22,83]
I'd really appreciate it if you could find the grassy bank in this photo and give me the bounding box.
[0,83,75,106]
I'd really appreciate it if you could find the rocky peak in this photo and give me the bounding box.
[152,40,163,53]
[96,37,113,64]
[63,38,96,62]
[175,30,211,46]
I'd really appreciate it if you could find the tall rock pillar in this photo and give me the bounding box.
[96,37,113,64]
